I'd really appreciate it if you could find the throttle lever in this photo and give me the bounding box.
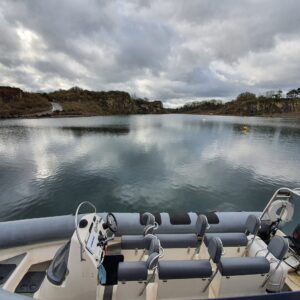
[97,234,115,247]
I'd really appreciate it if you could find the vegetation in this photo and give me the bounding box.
[236,92,256,102]
[173,100,223,113]
[0,86,164,118]
[173,87,300,116]
[1,85,300,118]
[287,88,300,98]
[0,87,51,118]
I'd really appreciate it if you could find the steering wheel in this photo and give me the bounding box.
[105,213,118,233]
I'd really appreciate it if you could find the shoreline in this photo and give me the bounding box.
[1,111,300,120]
[0,112,167,120]
[185,112,300,119]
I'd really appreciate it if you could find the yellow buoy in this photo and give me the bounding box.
[242,125,249,134]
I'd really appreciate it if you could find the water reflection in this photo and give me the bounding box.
[58,126,129,136]
[0,115,300,233]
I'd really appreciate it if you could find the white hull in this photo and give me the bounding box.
[0,187,300,300]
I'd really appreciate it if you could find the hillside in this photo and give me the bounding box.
[0,86,164,118]
[0,87,52,118]
[172,93,300,117]
[45,87,163,115]
[2,86,300,119]
[220,97,300,116]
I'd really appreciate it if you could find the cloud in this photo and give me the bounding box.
[0,0,300,105]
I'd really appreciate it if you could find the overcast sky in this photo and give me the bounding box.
[0,0,300,107]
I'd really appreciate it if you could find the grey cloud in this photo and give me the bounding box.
[0,0,300,104]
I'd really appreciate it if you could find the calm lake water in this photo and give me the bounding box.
[1,114,300,231]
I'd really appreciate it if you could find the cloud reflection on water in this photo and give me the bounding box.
[0,115,300,221]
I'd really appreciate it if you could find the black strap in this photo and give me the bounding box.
[169,213,191,225]
[197,212,219,224]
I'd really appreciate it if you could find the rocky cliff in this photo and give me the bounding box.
[0,86,51,118]
[172,97,300,116]
[0,86,164,118]
[46,87,164,115]
[221,98,300,116]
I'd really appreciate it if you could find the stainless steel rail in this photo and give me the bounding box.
[260,187,300,221]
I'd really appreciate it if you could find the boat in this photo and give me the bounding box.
[0,187,300,300]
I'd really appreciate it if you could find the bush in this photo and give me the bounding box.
[236,92,256,102]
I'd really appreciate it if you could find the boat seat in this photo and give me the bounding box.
[122,214,209,260]
[115,238,160,300]
[218,257,270,276]
[118,261,148,282]
[156,237,222,300]
[157,214,209,260]
[266,235,289,261]
[121,235,147,250]
[203,214,260,257]
[158,260,212,279]
[157,233,198,248]
[118,251,159,282]
[121,212,157,249]
[211,236,288,298]
[121,212,158,261]
[121,234,159,253]
[204,232,248,247]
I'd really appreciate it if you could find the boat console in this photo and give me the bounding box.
[74,202,118,264]
[36,202,118,300]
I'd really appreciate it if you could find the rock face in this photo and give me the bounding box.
[221,98,300,116]
[0,86,23,102]
[172,97,300,116]
[0,86,165,118]
[46,88,164,115]
[0,86,51,118]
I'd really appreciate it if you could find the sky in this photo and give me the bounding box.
[0,0,300,107]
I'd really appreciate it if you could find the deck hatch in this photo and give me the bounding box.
[15,271,46,294]
[0,264,16,285]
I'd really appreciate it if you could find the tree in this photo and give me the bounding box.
[287,89,298,98]
[236,92,256,102]
[69,86,83,93]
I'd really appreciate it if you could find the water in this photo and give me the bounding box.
[0,114,300,232]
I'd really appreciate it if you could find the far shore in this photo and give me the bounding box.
[1,111,300,121]
[1,86,300,120]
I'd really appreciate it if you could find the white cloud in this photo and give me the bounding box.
[0,0,300,104]
[210,37,300,90]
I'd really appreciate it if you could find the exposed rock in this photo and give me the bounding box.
[0,86,165,118]
[221,98,300,116]
[0,86,51,118]
[0,86,23,102]
[171,97,300,117]
[46,88,165,115]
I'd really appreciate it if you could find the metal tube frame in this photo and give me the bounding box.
[74,201,97,261]
[203,265,219,292]
[260,187,300,221]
